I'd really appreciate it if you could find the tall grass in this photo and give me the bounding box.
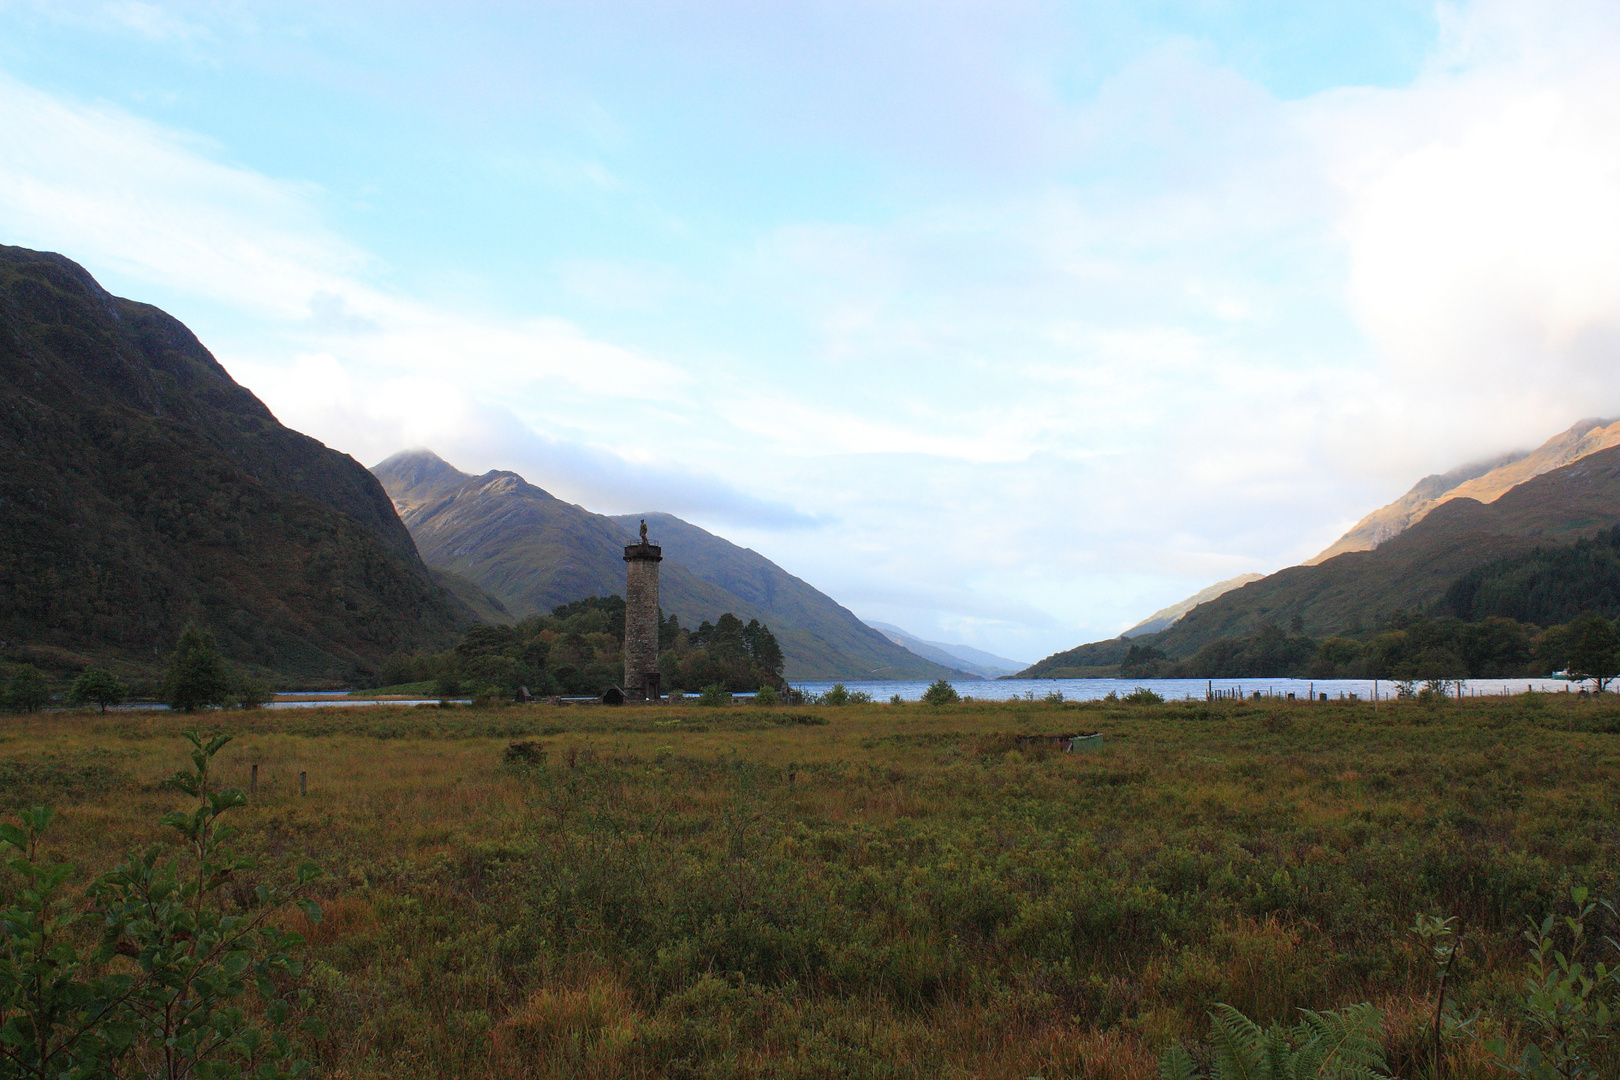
[2,693,1618,1077]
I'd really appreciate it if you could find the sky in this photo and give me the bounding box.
[5,1,1620,664]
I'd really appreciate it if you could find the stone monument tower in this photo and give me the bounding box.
[622,519,662,701]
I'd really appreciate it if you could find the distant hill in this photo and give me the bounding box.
[1022,444,1620,676]
[373,450,962,681]
[0,246,472,679]
[1308,418,1620,563]
[1121,573,1265,637]
[865,622,1028,678]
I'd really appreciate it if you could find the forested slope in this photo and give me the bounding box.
[0,246,471,679]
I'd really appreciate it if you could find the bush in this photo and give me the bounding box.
[1123,686,1164,704]
[697,684,731,707]
[848,690,873,704]
[6,664,51,712]
[890,693,905,705]
[434,674,463,699]
[69,667,127,712]
[922,679,960,706]
[1044,690,1064,703]
[233,674,271,709]
[753,685,779,706]
[821,683,850,706]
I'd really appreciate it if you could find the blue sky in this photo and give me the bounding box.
[5,1,1620,662]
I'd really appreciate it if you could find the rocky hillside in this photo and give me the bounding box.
[1022,444,1620,676]
[0,246,472,679]
[1308,418,1620,563]
[374,450,963,681]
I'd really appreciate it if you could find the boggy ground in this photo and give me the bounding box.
[2,693,1618,1079]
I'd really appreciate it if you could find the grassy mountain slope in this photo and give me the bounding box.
[0,246,470,679]
[373,450,960,680]
[1308,418,1620,564]
[1121,573,1265,637]
[1022,443,1620,676]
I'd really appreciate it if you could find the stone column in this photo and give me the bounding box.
[623,527,663,701]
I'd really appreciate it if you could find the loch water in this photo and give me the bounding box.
[789,676,1584,703]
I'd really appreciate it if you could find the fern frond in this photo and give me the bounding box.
[1208,1003,1270,1080]
[1289,1004,1393,1080]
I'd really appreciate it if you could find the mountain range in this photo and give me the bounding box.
[0,246,474,680]
[372,450,964,681]
[1022,440,1620,677]
[865,622,1028,678]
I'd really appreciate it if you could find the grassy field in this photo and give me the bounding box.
[3,694,1618,1079]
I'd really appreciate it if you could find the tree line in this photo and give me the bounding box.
[1119,610,1620,688]
[378,596,786,698]
[2,624,273,713]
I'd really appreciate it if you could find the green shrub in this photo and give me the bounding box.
[1123,686,1164,704]
[821,683,850,706]
[697,684,731,707]
[753,685,779,706]
[233,674,271,710]
[922,679,960,706]
[890,693,905,705]
[848,690,873,704]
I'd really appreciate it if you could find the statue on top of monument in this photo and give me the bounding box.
[640,518,648,544]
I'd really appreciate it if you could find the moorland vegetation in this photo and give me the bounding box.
[2,691,1618,1077]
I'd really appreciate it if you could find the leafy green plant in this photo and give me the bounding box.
[921,679,959,706]
[1158,1002,1393,1080]
[0,731,324,1079]
[1124,686,1164,705]
[68,668,127,713]
[820,684,850,707]
[752,685,779,706]
[1489,887,1617,1080]
[1044,690,1065,703]
[1411,913,1476,1079]
[848,690,873,704]
[889,693,904,705]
